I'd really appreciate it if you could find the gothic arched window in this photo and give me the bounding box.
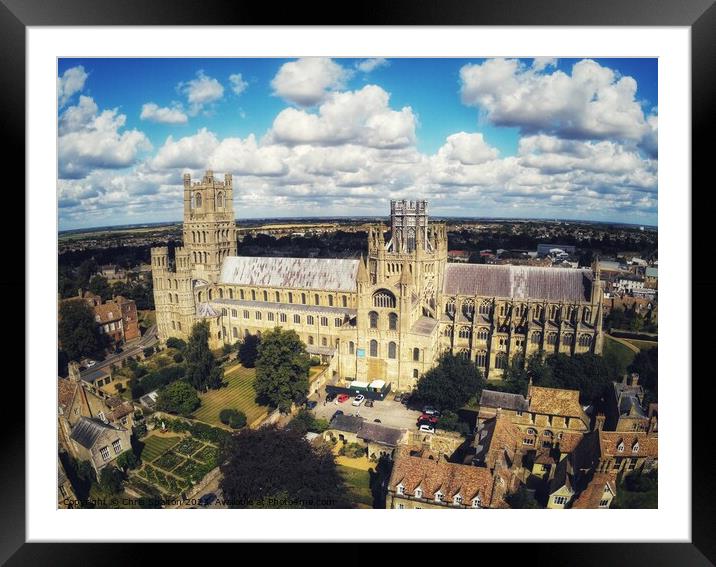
[369,311,379,329]
[495,352,508,370]
[388,312,398,330]
[459,326,471,339]
[216,191,224,208]
[373,290,396,308]
[475,351,487,367]
[388,342,397,359]
[370,340,378,357]
[194,192,202,208]
[579,333,592,347]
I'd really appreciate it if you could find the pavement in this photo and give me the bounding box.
[80,324,158,379]
[311,389,423,431]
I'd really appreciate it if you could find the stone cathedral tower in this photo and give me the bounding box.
[182,170,237,284]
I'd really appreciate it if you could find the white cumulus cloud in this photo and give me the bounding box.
[271,58,350,106]
[356,58,389,73]
[59,95,151,179]
[229,73,249,95]
[140,102,188,124]
[179,70,225,115]
[460,58,654,147]
[57,65,88,108]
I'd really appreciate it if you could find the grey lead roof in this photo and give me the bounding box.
[357,422,404,446]
[443,264,593,302]
[219,256,359,293]
[69,416,123,449]
[479,390,530,412]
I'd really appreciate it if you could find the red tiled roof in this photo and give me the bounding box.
[572,472,617,509]
[94,302,122,323]
[389,450,495,505]
[598,431,658,459]
[58,378,79,412]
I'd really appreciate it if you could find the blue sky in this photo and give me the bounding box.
[57,57,658,230]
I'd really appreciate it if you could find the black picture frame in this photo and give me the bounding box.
[6,0,713,562]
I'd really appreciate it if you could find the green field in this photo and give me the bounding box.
[139,435,180,463]
[338,465,373,509]
[603,335,638,375]
[192,364,268,427]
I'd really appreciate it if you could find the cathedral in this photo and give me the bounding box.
[151,170,603,390]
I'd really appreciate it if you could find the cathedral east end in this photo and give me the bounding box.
[151,171,603,391]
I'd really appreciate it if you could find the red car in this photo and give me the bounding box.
[418,414,438,424]
[336,394,350,403]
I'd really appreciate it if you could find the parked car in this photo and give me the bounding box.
[394,393,403,403]
[305,400,318,410]
[418,424,436,433]
[373,419,382,423]
[325,392,336,402]
[422,406,440,416]
[336,394,350,404]
[364,399,374,407]
[352,394,365,406]
[198,493,216,506]
[332,410,344,421]
[418,414,438,425]
[86,359,97,368]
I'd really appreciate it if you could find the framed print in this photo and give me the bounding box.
[6,0,714,561]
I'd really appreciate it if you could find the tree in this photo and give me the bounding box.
[237,334,260,368]
[88,275,112,301]
[254,328,311,413]
[156,380,200,416]
[184,321,223,391]
[220,426,349,508]
[58,299,105,361]
[415,352,484,412]
[116,450,139,471]
[629,347,658,402]
[166,337,187,351]
[506,486,541,509]
[219,408,247,429]
[529,352,613,405]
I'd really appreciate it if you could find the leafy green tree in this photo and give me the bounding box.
[506,486,541,509]
[415,352,484,412]
[613,470,658,508]
[184,321,223,391]
[58,299,105,361]
[156,380,200,416]
[287,408,328,434]
[116,450,139,471]
[629,347,658,402]
[166,337,187,351]
[88,275,113,301]
[254,328,311,413]
[502,356,531,396]
[237,334,260,368]
[529,352,613,405]
[220,426,349,508]
[219,408,247,429]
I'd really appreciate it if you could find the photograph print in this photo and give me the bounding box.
[57,56,658,511]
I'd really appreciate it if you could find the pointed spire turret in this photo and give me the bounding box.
[399,260,413,286]
[357,255,369,283]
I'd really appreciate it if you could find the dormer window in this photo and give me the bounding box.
[617,441,625,452]
[632,441,640,453]
[414,487,422,499]
[396,484,404,495]
[453,494,463,506]
[472,495,481,508]
[435,491,443,503]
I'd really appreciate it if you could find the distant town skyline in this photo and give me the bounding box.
[57,57,658,231]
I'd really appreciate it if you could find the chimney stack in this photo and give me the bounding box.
[595,413,605,431]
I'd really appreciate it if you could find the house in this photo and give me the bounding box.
[604,373,656,432]
[58,457,76,508]
[325,414,405,459]
[447,250,471,263]
[573,427,658,479]
[644,266,658,289]
[471,409,524,472]
[547,457,575,509]
[386,448,505,509]
[355,422,405,460]
[571,472,617,509]
[479,385,590,445]
[58,362,134,454]
[68,416,131,474]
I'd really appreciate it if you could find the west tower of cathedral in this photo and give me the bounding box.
[152,171,603,390]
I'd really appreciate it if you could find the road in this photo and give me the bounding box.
[80,324,158,379]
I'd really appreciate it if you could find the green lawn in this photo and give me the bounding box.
[192,363,268,427]
[139,435,180,463]
[338,465,374,509]
[603,335,637,375]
